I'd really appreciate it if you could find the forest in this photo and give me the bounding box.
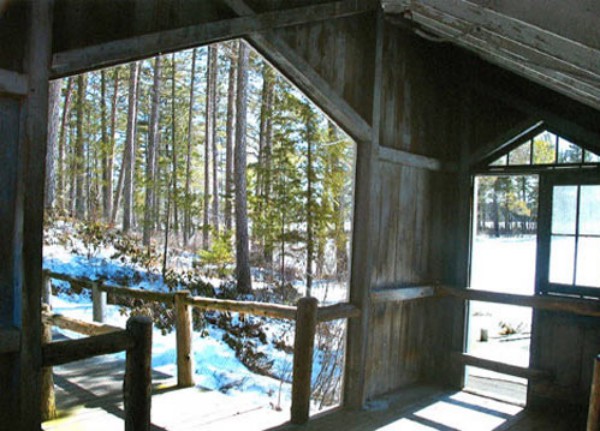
[43,39,355,294]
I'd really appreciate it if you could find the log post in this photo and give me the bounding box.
[175,291,194,387]
[42,272,52,307]
[92,281,107,323]
[124,316,152,431]
[587,355,600,431]
[291,296,318,424]
[41,305,56,421]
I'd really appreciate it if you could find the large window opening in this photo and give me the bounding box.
[42,39,356,426]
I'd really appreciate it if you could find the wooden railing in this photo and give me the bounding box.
[41,306,152,431]
[42,270,360,425]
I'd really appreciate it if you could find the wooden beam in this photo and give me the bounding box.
[223,0,373,144]
[42,330,134,367]
[371,285,436,303]
[439,286,600,318]
[51,0,375,78]
[100,284,175,305]
[453,352,552,381]
[317,303,361,322]
[0,69,27,96]
[186,295,297,320]
[378,146,455,171]
[383,0,600,112]
[0,328,20,354]
[469,119,543,167]
[43,312,122,336]
[588,355,600,431]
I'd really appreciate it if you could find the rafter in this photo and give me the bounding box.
[51,0,375,78]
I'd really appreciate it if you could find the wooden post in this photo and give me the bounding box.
[92,282,107,323]
[175,291,194,387]
[41,305,56,421]
[42,272,52,307]
[291,296,318,424]
[587,355,600,431]
[124,316,152,431]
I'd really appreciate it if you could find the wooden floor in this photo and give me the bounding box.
[43,356,587,431]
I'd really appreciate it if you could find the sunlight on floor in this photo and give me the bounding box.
[376,392,523,431]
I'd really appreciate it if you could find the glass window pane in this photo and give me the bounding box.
[557,137,582,163]
[584,150,600,163]
[549,235,575,285]
[508,142,531,165]
[580,186,600,235]
[576,237,600,288]
[551,186,577,234]
[533,132,556,164]
[490,155,507,166]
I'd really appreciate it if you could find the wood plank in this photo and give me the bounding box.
[42,331,134,367]
[454,352,552,381]
[0,328,20,353]
[371,286,436,303]
[0,68,27,96]
[223,0,373,144]
[440,286,600,318]
[378,145,455,172]
[100,284,175,305]
[51,0,375,78]
[588,355,600,431]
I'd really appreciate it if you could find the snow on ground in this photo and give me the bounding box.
[43,230,348,416]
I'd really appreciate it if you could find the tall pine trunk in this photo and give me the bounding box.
[183,49,197,247]
[234,42,252,293]
[170,53,179,237]
[45,79,61,211]
[122,61,140,233]
[212,46,220,236]
[75,75,87,220]
[56,77,73,213]
[144,56,162,246]
[224,41,238,232]
[305,107,314,297]
[203,45,217,249]
[106,68,119,223]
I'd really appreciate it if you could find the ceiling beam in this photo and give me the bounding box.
[0,69,28,97]
[382,0,600,112]
[51,0,375,78]
[223,0,373,144]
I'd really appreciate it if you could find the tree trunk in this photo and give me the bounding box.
[123,61,140,233]
[211,46,220,236]
[225,41,238,232]
[183,49,197,247]
[234,42,252,294]
[305,107,314,297]
[259,65,275,263]
[106,68,119,223]
[45,79,61,212]
[56,77,73,213]
[144,57,162,246]
[75,74,87,220]
[171,53,179,237]
[203,45,217,249]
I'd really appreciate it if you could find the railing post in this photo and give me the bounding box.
[587,355,600,431]
[42,272,52,307]
[291,296,318,425]
[124,316,152,431]
[175,290,194,387]
[92,281,107,323]
[41,305,56,421]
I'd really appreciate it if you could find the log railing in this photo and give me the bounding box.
[41,312,152,431]
[43,270,360,425]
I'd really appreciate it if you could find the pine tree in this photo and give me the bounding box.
[122,61,140,233]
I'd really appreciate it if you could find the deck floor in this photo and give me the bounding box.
[42,356,587,431]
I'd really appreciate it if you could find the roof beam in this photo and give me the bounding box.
[223,0,373,143]
[0,69,28,96]
[382,0,600,112]
[51,0,375,78]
